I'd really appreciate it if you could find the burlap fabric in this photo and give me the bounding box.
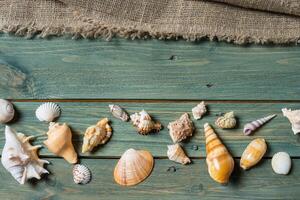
[1,0,300,44]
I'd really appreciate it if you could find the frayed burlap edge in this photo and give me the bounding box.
[1,21,300,45]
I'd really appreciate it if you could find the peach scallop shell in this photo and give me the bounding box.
[1,126,49,184]
[114,148,154,186]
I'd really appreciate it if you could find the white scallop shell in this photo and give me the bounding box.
[73,164,91,184]
[271,152,291,175]
[0,99,15,123]
[35,102,61,122]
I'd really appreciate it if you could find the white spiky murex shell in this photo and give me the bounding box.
[1,126,49,184]
[35,102,61,122]
[108,104,129,122]
[114,148,154,186]
[282,108,300,135]
[192,101,207,120]
[167,144,191,165]
[73,164,91,184]
[0,99,15,123]
[243,114,276,135]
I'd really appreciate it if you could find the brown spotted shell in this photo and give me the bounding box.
[73,164,91,184]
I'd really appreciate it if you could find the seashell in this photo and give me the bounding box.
[192,101,207,120]
[240,138,267,170]
[204,123,234,184]
[215,111,236,129]
[35,102,61,122]
[43,122,78,164]
[0,99,15,123]
[114,148,154,186]
[282,108,300,134]
[130,110,162,135]
[167,144,191,165]
[109,104,129,122]
[73,164,91,184]
[243,114,276,135]
[271,152,291,175]
[1,126,49,184]
[82,118,112,153]
[168,113,194,143]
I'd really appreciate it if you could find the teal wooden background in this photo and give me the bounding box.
[0,34,299,200]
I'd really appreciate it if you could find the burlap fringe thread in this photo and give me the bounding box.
[1,20,300,45]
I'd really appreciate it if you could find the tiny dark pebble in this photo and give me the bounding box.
[167,166,177,172]
[169,55,177,60]
[206,83,213,88]
[192,145,199,151]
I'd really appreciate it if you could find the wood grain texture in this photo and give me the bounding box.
[0,158,299,200]
[0,35,300,100]
[1,101,299,157]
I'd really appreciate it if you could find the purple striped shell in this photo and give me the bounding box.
[243,114,276,135]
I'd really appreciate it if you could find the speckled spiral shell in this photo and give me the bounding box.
[73,164,91,184]
[167,144,191,165]
[114,148,154,186]
[35,102,61,122]
[0,99,15,123]
[240,138,267,170]
[215,111,236,129]
[130,110,162,135]
[243,114,276,135]
[282,108,300,135]
[168,113,194,143]
[192,101,207,120]
[204,123,234,184]
[109,104,129,122]
[82,118,112,153]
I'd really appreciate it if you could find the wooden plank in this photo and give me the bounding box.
[1,101,299,157]
[0,158,299,200]
[0,35,300,100]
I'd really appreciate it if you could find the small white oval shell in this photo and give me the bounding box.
[271,152,291,175]
[35,102,61,122]
[0,99,15,123]
[73,164,91,184]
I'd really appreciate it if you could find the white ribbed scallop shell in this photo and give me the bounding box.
[73,164,91,184]
[35,102,61,122]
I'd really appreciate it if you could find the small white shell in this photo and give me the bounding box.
[167,144,191,165]
[109,104,129,121]
[36,102,61,122]
[0,99,15,123]
[73,164,91,184]
[192,101,207,120]
[271,152,291,175]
